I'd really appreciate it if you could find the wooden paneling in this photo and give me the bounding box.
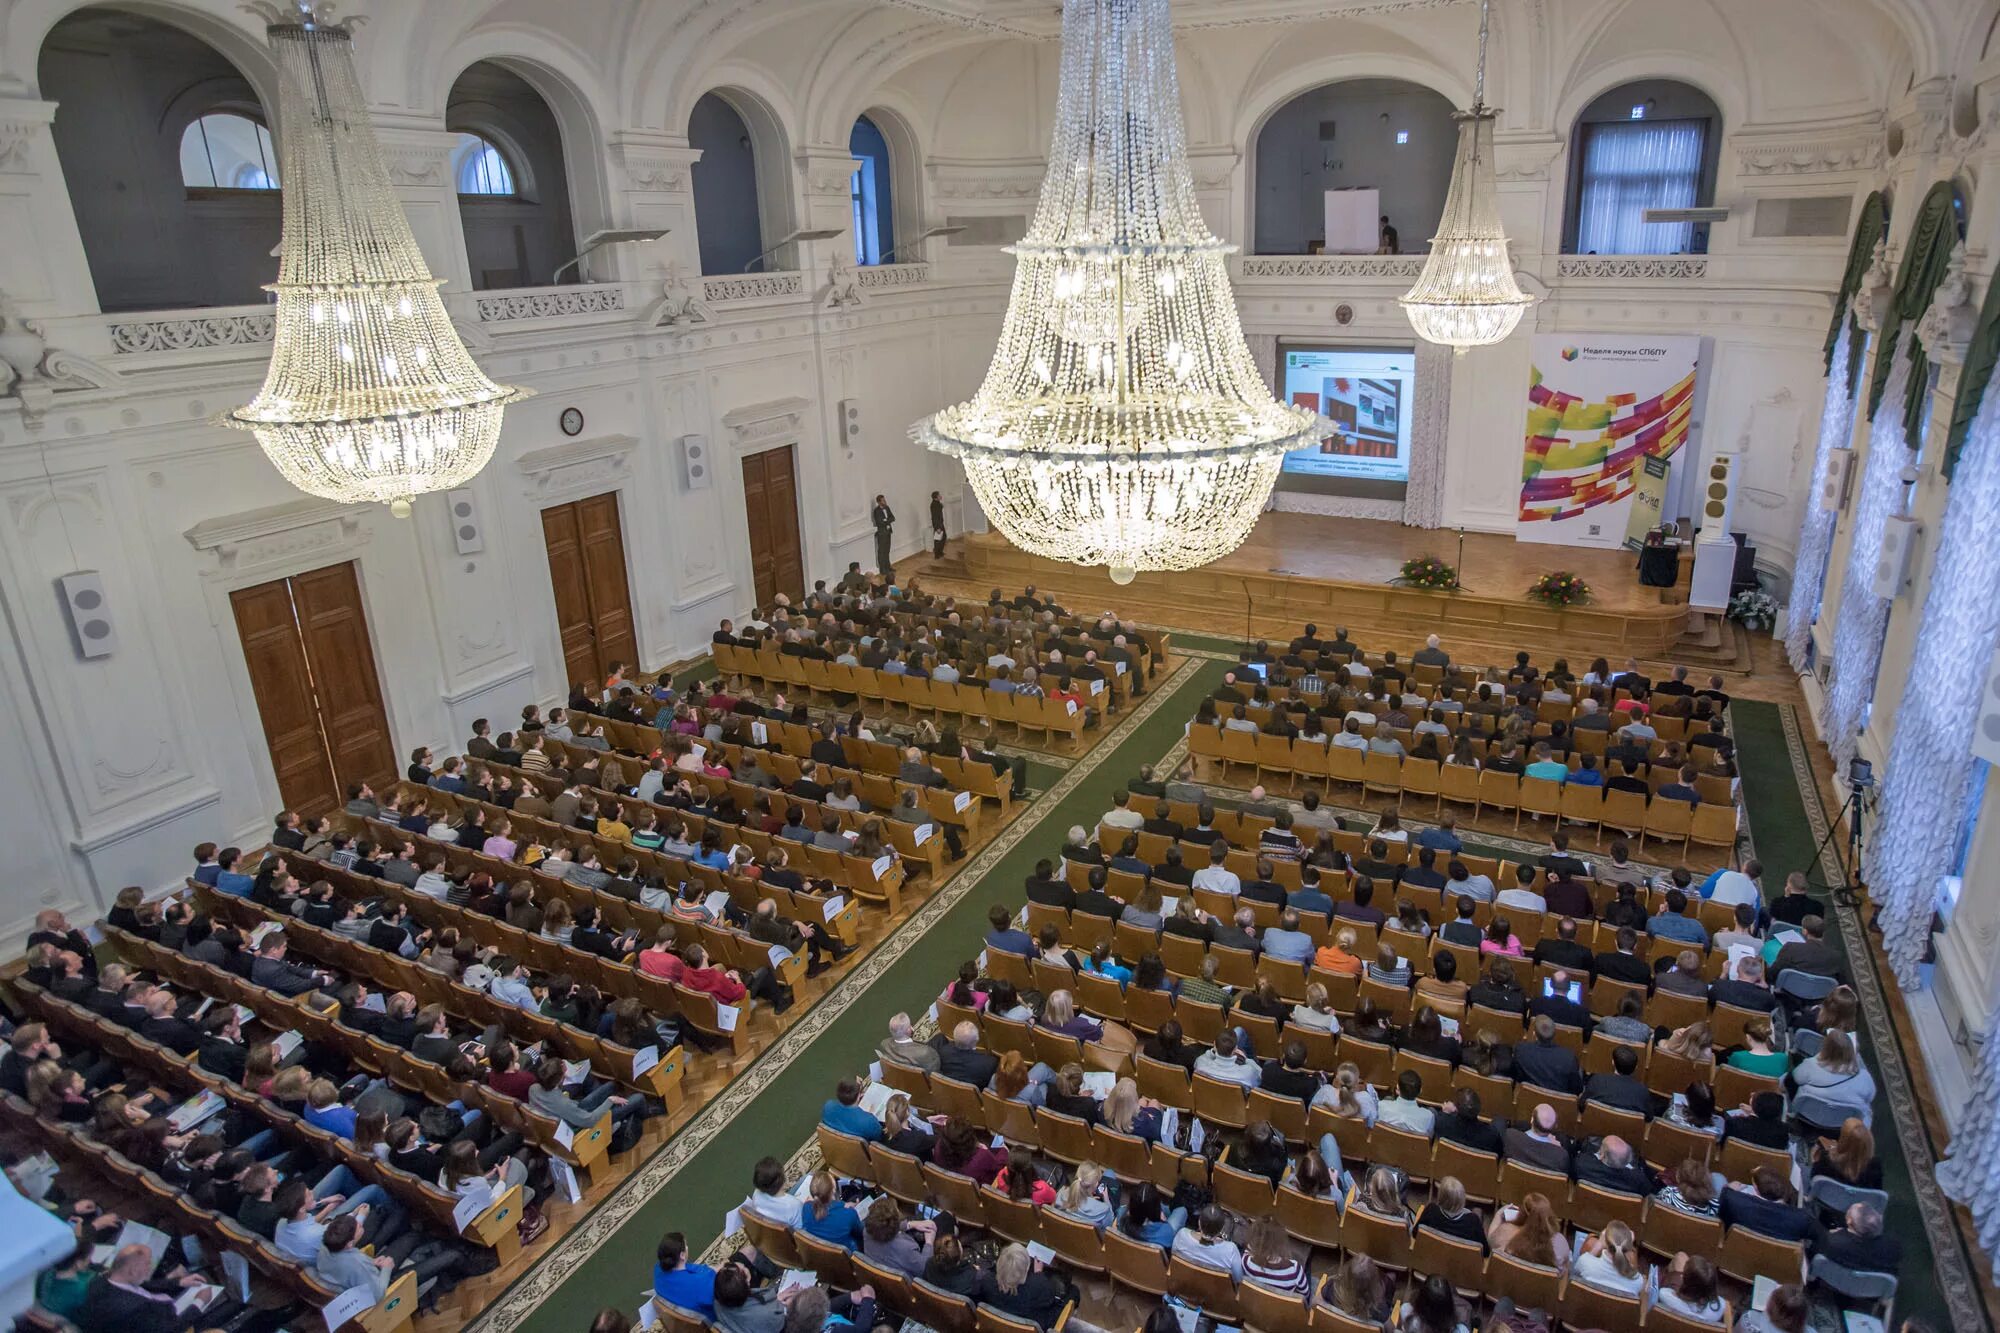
[742,447,804,608]
[231,580,339,817]
[229,561,394,815]
[542,492,638,690]
[290,563,397,797]
[542,501,601,689]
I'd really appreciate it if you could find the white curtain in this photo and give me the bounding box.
[1940,1016,2000,1273]
[1868,390,2000,985]
[1786,316,1857,672]
[1819,330,1915,776]
[1573,119,1706,255]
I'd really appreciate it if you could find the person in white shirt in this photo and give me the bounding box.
[412,860,454,900]
[1374,1071,1435,1135]
[1191,843,1241,896]
[1343,702,1377,729]
[1171,1205,1245,1280]
[1495,865,1546,915]
[1707,859,1762,910]
[1344,658,1372,681]
[1571,1222,1646,1295]
[636,761,668,803]
[1331,718,1369,750]
[745,1157,803,1227]
[1100,792,1145,830]
[1193,1031,1261,1087]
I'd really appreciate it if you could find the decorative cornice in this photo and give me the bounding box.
[1236,255,1425,280]
[721,397,812,452]
[184,497,370,573]
[1554,256,1709,281]
[702,272,805,303]
[514,433,640,501]
[109,310,274,353]
[798,150,865,199]
[0,102,56,173]
[1734,129,1886,177]
[856,263,930,290]
[475,286,626,323]
[927,157,1045,202]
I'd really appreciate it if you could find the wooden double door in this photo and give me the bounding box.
[741,446,804,607]
[231,561,396,817]
[542,492,638,691]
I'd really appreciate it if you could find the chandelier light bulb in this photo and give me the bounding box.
[911,0,1327,576]
[1399,0,1535,350]
[224,6,530,509]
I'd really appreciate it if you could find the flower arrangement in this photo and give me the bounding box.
[1527,570,1591,607]
[1727,587,1780,632]
[1393,554,1459,590]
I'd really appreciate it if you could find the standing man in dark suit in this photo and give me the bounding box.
[872,494,895,577]
[930,490,947,558]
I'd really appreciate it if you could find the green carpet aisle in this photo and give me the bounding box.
[476,656,1231,1333]
[1733,700,1978,1330]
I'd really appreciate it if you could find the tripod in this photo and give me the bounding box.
[1806,783,1869,908]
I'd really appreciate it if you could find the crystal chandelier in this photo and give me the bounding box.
[226,4,530,514]
[1400,0,1534,350]
[913,0,1325,581]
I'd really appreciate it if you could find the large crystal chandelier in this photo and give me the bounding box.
[913,0,1325,581]
[226,4,530,513]
[1400,0,1534,350]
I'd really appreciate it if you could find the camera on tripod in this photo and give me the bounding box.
[1848,757,1875,790]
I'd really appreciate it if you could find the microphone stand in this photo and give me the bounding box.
[1453,527,1466,591]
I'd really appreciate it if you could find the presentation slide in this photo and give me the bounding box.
[1278,346,1417,485]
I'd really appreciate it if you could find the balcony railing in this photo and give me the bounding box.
[1555,255,1709,281]
[1235,255,1426,281]
[107,306,273,355]
[856,263,931,290]
[473,284,627,323]
[702,272,806,303]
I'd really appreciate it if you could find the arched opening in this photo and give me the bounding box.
[40,6,281,311]
[1562,80,1722,255]
[689,90,771,274]
[849,115,894,265]
[445,60,579,289]
[1251,78,1459,256]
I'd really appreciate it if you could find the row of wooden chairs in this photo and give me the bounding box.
[0,1087,422,1333]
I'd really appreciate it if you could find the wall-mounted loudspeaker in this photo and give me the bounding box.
[838,399,863,451]
[678,433,711,490]
[56,570,115,659]
[1818,449,1854,513]
[1698,452,1738,539]
[447,489,484,555]
[1972,641,2000,767]
[1871,514,1920,599]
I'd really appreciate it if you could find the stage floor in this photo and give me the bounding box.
[1034,510,1678,615]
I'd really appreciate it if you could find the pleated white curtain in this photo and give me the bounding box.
[1573,119,1706,255]
[1868,390,2000,984]
[1940,1016,2000,1272]
[1786,316,1857,672]
[1819,330,1915,775]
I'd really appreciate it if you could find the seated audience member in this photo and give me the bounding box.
[1721,1166,1815,1241]
[1170,1204,1244,1281]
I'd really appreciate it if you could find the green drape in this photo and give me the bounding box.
[1827,191,1887,382]
[1943,265,2000,479]
[1868,181,1959,443]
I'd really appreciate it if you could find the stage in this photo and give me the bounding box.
[911,511,1724,667]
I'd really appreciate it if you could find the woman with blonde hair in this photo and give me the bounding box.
[1790,1028,1876,1128]
[540,896,574,943]
[1319,1253,1389,1323]
[1039,990,1102,1043]
[1812,1117,1882,1190]
[1102,1078,1163,1142]
[1053,1162,1113,1227]
[1487,1191,1569,1273]
[1572,1220,1644,1294]
[1288,981,1341,1034]
[1312,1062,1378,1124]
[978,1242,1073,1329]
[1314,927,1364,976]
[797,1169,863,1249]
[1353,1166,1410,1224]
[1660,1020,1714,1063]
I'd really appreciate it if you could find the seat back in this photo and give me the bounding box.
[1102,1227,1172,1296]
[1166,1253,1242,1319]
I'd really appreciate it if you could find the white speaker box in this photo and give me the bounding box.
[1818,449,1854,513]
[838,399,863,451]
[1871,514,1920,598]
[678,433,712,490]
[1696,452,1738,542]
[1971,641,2000,767]
[56,570,116,659]
[447,489,484,555]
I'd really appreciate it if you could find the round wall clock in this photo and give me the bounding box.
[560,407,585,436]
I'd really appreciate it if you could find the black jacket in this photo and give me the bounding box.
[1581,1071,1655,1117]
[1512,1039,1583,1095]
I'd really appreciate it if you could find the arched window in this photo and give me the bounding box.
[689,92,766,274]
[850,115,895,265]
[1564,81,1721,255]
[1251,79,1459,256]
[454,132,516,197]
[180,112,279,191]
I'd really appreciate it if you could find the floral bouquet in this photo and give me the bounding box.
[1527,570,1590,607]
[1727,587,1779,632]
[1394,554,1459,590]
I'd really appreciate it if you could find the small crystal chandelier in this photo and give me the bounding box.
[226,3,530,514]
[913,0,1325,582]
[1400,0,1534,350]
